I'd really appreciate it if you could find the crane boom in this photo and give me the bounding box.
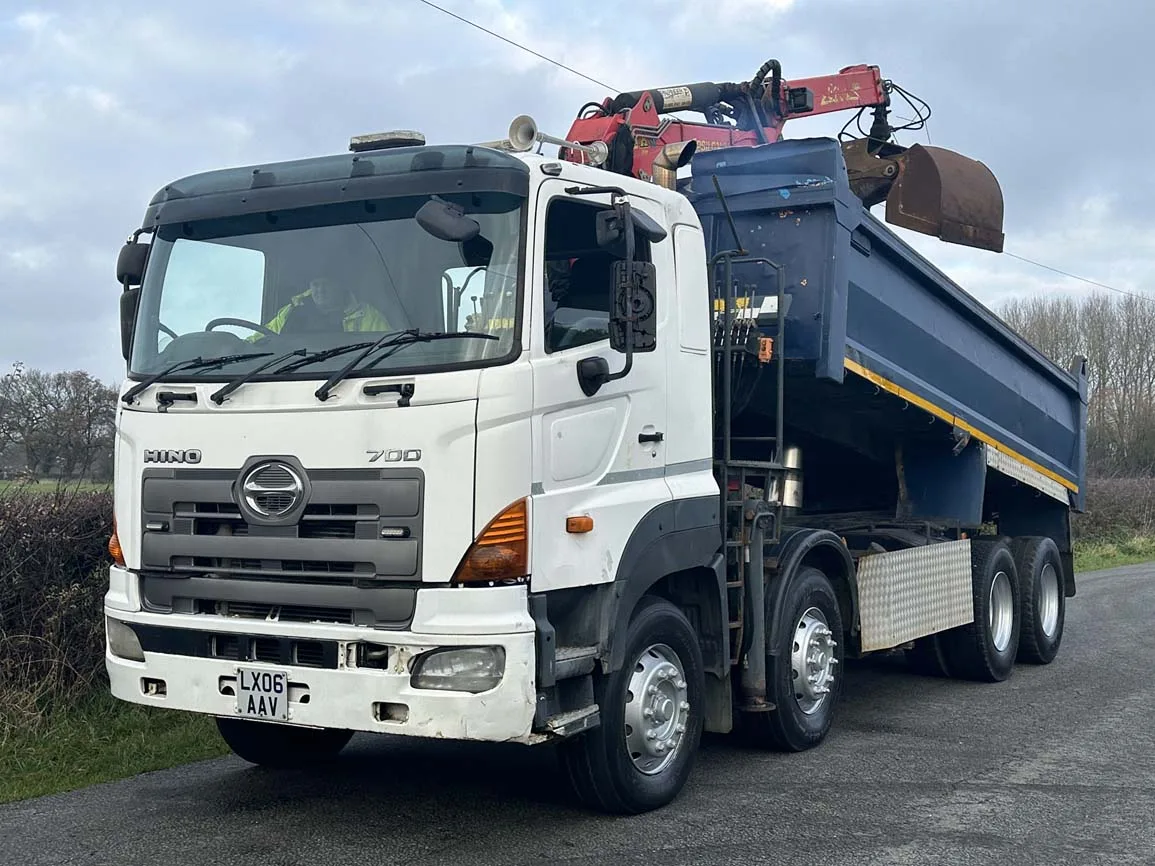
[558,59,1004,253]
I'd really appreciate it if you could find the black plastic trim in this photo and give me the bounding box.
[133,623,341,669]
[602,495,724,673]
[142,167,530,227]
[141,575,417,629]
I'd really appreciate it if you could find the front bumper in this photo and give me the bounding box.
[104,567,539,743]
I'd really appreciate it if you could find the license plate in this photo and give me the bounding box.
[236,667,289,721]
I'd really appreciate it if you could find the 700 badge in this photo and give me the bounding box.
[236,667,290,721]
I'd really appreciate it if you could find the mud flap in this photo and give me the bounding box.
[884,143,1005,253]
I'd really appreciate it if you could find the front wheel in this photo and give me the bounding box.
[559,596,705,814]
[216,717,353,768]
[747,565,845,751]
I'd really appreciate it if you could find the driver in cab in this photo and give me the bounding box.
[264,276,390,334]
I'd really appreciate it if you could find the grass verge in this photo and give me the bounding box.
[1074,535,1155,573]
[0,479,111,494]
[0,692,228,805]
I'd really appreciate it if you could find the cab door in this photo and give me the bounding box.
[528,180,673,593]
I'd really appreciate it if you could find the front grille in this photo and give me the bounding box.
[299,521,356,540]
[196,598,356,625]
[252,637,280,664]
[294,641,326,668]
[202,632,337,668]
[252,465,294,486]
[254,492,294,513]
[212,634,244,661]
[174,556,371,585]
[141,466,424,585]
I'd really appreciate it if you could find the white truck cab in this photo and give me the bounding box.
[106,136,722,811]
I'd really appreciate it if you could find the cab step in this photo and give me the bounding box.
[544,705,600,738]
[554,646,599,681]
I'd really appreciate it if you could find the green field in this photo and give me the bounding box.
[1073,536,1155,573]
[0,693,228,805]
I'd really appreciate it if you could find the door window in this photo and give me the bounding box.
[542,198,651,354]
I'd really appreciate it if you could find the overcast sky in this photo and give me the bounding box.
[1,0,1149,382]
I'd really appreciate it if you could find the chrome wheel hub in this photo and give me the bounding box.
[791,606,838,715]
[1039,563,1060,637]
[624,644,689,775]
[989,570,1015,653]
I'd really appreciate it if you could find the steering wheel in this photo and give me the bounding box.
[555,316,609,350]
[205,317,279,339]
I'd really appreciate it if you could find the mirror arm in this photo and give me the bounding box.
[604,195,636,384]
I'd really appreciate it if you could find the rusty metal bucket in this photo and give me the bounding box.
[884,143,1005,253]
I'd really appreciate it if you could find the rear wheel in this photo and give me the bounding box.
[1010,536,1066,664]
[746,566,844,751]
[939,538,1020,682]
[216,717,353,768]
[559,596,705,814]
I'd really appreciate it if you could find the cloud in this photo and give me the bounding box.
[0,0,1150,384]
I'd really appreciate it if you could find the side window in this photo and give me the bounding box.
[542,198,650,354]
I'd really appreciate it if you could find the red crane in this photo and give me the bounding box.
[556,60,1004,253]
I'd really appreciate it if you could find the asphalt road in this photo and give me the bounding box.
[4,564,1154,866]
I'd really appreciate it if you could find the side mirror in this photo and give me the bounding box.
[610,261,657,354]
[576,356,610,397]
[120,287,140,362]
[417,198,480,242]
[117,241,149,286]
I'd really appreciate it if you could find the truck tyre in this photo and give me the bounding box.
[559,596,705,814]
[1010,536,1065,664]
[747,565,844,752]
[216,718,353,768]
[940,538,1020,682]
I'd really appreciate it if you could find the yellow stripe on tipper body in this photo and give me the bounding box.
[842,357,1078,494]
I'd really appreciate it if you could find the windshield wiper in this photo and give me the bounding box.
[315,329,498,402]
[209,348,308,405]
[272,341,378,375]
[122,352,274,404]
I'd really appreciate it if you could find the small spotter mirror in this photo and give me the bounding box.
[416,198,480,243]
[595,208,667,250]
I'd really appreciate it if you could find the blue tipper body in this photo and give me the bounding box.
[683,137,1088,512]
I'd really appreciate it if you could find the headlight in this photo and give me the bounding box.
[106,617,144,662]
[410,646,505,693]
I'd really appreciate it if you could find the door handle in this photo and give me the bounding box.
[638,431,664,444]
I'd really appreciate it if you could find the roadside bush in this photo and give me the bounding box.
[0,484,113,734]
[1073,477,1155,543]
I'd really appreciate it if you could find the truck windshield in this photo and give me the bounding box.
[129,190,524,380]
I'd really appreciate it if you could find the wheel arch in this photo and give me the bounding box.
[597,496,730,733]
[766,528,858,655]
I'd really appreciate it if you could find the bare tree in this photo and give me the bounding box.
[1001,292,1155,477]
[0,364,117,481]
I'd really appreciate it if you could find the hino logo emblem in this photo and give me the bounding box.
[143,449,202,464]
[240,461,304,519]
